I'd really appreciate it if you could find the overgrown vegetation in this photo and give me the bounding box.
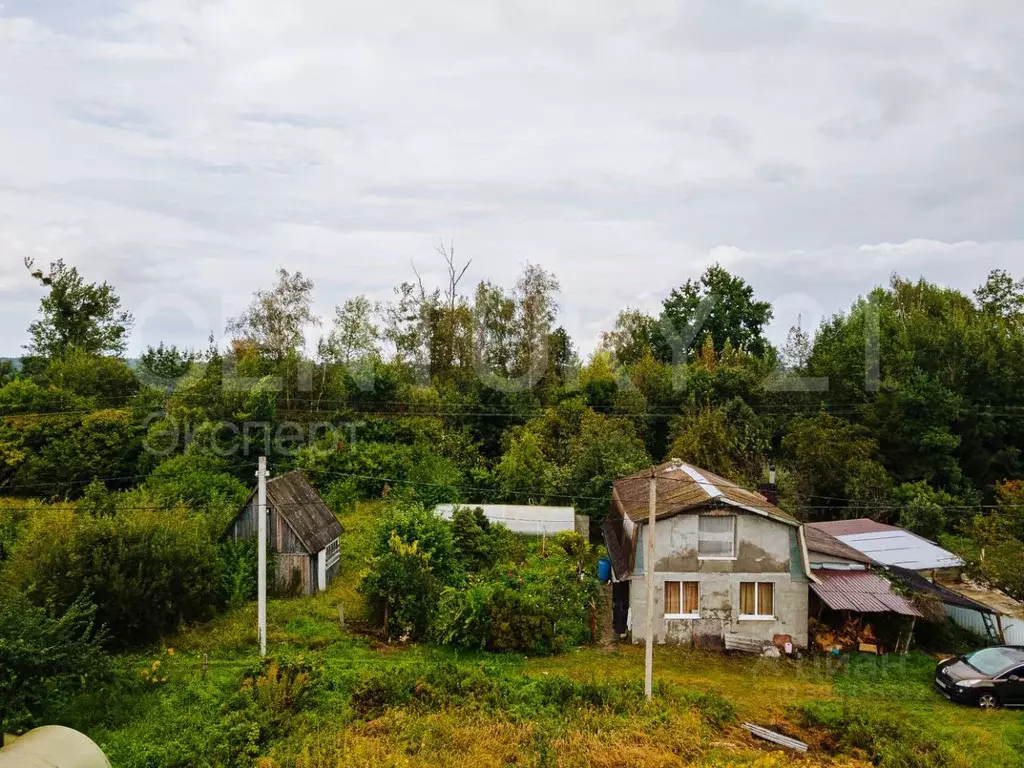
[359,502,598,652]
[2,256,1024,764]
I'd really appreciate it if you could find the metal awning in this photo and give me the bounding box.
[810,569,923,617]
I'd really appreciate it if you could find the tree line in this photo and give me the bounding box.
[2,254,1023,593]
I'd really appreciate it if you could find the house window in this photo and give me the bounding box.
[698,515,736,558]
[739,582,775,619]
[325,539,340,569]
[664,581,699,618]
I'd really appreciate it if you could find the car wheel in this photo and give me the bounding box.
[977,692,999,709]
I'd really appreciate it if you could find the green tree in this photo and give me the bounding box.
[600,309,660,366]
[660,264,774,360]
[561,411,650,521]
[24,258,134,358]
[975,268,1024,321]
[890,481,960,541]
[496,428,555,502]
[227,268,320,360]
[667,399,769,485]
[43,348,139,403]
[139,343,197,391]
[781,411,891,520]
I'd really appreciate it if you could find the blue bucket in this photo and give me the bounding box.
[597,557,612,582]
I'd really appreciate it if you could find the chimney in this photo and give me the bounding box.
[757,466,778,506]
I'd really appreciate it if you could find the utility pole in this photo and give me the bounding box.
[645,469,656,700]
[257,456,268,658]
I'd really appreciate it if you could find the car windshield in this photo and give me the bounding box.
[962,648,1024,676]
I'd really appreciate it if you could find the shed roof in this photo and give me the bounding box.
[934,578,1024,620]
[886,566,994,613]
[240,470,343,554]
[807,520,963,571]
[803,526,875,565]
[810,570,923,617]
[612,460,798,526]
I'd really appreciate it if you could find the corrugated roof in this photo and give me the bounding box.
[886,566,994,613]
[612,460,798,526]
[803,526,875,565]
[243,470,343,554]
[810,570,923,617]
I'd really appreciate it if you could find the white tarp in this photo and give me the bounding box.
[434,504,581,536]
[836,530,963,571]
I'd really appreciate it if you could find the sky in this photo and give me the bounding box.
[1,0,1023,357]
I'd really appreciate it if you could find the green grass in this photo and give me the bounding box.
[39,500,1024,767]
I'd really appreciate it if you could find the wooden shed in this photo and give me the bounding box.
[226,470,343,596]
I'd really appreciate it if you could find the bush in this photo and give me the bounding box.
[146,453,249,529]
[359,502,459,639]
[431,545,598,654]
[219,538,276,608]
[5,506,224,648]
[0,593,109,736]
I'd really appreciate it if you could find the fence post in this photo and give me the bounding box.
[202,652,209,680]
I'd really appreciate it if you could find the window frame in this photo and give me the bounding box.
[738,581,776,621]
[697,514,737,560]
[324,538,341,569]
[663,580,700,620]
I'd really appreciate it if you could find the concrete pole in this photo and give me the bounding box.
[257,456,267,658]
[645,471,656,700]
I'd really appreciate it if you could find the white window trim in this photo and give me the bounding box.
[738,581,776,621]
[325,538,340,569]
[697,515,737,559]
[663,580,700,620]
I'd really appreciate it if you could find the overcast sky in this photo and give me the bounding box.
[2,0,1023,357]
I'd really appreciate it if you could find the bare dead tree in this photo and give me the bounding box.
[437,239,471,312]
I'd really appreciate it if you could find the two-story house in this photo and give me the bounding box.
[603,459,814,650]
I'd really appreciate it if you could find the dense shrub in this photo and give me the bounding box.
[4,506,224,648]
[431,542,598,654]
[359,502,458,639]
[146,453,249,529]
[0,593,109,736]
[219,538,277,608]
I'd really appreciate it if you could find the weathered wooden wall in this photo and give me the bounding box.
[228,502,307,553]
[275,553,313,595]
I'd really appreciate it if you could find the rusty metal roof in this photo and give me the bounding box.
[612,460,798,526]
[810,569,923,617]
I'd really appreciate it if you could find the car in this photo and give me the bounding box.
[934,645,1024,709]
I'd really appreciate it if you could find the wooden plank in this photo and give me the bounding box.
[742,723,808,752]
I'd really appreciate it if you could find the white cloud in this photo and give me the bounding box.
[1,0,1023,356]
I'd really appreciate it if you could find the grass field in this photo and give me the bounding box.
[40,502,1024,767]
